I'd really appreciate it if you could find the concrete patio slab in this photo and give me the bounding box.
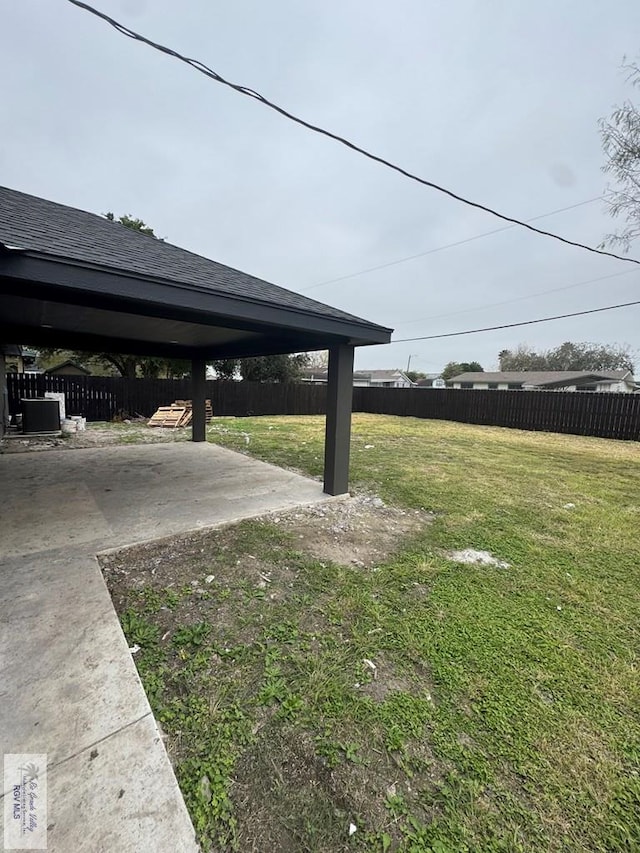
[0,442,332,851]
[0,442,327,557]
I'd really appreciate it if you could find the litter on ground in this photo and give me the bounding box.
[448,549,510,569]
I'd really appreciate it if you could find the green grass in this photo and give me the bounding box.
[112,415,640,851]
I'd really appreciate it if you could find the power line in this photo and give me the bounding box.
[392,267,638,329]
[67,0,640,270]
[389,299,640,344]
[302,196,603,291]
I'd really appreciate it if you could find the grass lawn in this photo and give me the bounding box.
[104,415,640,852]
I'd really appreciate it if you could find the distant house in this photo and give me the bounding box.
[45,360,92,376]
[300,368,414,388]
[4,345,39,373]
[364,369,415,388]
[415,373,445,388]
[448,370,637,392]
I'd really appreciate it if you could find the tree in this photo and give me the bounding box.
[306,350,329,369]
[405,370,427,383]
[441,361,484,381]
[240,353,309,382]
[105,212,157,238]
[209,354,310,382]
[210,359,239,381]
[599,60,640,250]
[499,342,634,373]
[498,345,548,371]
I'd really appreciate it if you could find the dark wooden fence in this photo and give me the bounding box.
[6,374,327,420]
[7,374,640,440]
[352,387,640,440]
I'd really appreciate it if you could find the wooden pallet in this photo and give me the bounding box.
[175,399,214,419]
[147,406,187,428]
[147,400,212,428]
[178,409,193,427]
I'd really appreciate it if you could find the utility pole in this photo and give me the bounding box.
[406,353,419,373]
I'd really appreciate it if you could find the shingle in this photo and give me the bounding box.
[0,186,390,332]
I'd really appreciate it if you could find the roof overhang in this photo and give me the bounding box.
[0,249,392,359]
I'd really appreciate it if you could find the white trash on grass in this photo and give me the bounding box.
[448,549,510,569]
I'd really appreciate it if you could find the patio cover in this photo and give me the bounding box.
[0,186,392,494]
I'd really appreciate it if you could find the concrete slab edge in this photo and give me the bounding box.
[95,492,349,558]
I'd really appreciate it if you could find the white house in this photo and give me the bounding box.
[300,368,415,388]
[448,370,637,392]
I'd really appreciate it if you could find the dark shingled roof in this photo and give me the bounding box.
[0,186,390,333]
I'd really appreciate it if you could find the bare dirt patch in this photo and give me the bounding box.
[101,495,433,616]
[275,495,434,568]
[358,653,435,705]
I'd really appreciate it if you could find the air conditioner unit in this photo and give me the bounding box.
[21,398,61,434]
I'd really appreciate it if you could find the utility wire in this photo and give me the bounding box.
[389,299,640,344]
[67,0,640,270]
[303,197,603,291]
[393,267,638,328]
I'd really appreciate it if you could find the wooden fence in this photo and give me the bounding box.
[352,387,640,440]
[6,374,327,421]
[6,374,640,441]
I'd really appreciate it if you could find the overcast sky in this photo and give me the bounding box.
[2,0,640,372]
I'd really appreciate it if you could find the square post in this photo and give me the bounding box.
[191,357,207,442]
[323,344,354,495]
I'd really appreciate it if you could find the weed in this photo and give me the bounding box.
[172,621,211,648]
[120,609,159,647]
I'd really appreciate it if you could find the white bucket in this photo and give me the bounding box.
[61,419,77,434]
[70,415,86,431]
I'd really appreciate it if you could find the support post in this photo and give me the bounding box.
[191,357,206,442]
[323,344,354,495]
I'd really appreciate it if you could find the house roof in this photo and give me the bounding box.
[45,359,92,375]
[450,370,632,385]
[415,374,443,386]
[300,368,371,382]
[0,186,392,359]
[299,368,413,384]
[364,369,412,382]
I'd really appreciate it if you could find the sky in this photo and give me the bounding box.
[2,0,640,373]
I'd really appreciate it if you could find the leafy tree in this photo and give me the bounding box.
[240,354,309,382]
[599,60,640,250]
[105,211,157,238]
[441,361,484,381]
[406,370,427,383]
[306,350,329,369]
[210,359,239,381]
[499,342,634,373]
[498,346,548,371]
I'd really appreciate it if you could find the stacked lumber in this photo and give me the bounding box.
[147,399,213,428]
